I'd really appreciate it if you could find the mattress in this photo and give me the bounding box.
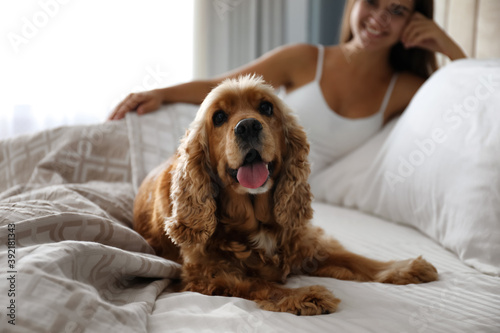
[0,104,499,333]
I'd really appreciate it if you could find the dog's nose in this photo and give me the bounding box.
[234,118,262,140]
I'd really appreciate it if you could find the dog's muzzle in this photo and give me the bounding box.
[228,149,273,189]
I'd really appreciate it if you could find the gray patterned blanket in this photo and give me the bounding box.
[0,104,197,333]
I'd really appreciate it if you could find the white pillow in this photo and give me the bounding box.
[311,59,500,276]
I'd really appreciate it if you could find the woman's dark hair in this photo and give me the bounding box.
[339,0,438,79]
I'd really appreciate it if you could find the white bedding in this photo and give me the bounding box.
[1,61,500,333]
[148,203,500,333]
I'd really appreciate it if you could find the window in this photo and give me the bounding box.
[0,0,194,138]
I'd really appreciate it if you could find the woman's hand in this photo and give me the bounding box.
[401,12,466,60]
[108,89,163,121]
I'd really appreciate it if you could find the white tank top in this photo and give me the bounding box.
[283,45,398,174]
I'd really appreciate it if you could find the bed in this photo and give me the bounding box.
[3,1,500,330]
[1,57,499,333]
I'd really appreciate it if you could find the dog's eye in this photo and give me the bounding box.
[259,101,273,117]
[212,110,228,127]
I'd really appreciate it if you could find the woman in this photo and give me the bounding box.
[109,0,465,174]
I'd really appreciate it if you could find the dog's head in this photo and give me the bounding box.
[166,75,313,246]
[205,76,287,195]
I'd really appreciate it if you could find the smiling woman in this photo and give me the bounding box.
[0,0,194,139]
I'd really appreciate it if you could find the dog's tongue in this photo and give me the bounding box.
[237,162,269,189]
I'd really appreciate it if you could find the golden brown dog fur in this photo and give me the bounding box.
[133,75,438,315]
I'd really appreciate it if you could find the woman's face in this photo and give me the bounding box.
[350,0,415,50]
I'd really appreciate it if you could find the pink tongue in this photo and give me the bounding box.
[237,162,269,189]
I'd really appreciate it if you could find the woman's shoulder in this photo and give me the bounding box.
[270,43,320,62]
[267,44,321,89]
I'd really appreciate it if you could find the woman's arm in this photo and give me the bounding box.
[108,43,311,120]
[108,81,213,120]
[401,12,467,61]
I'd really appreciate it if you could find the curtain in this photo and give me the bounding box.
[193,0,309,78]
[308,0,346,46]
[434,0,500,66]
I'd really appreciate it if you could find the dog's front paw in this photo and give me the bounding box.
[257,285,340,315]
[376,256,438,285]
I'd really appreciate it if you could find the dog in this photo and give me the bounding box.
[133,75,438,315]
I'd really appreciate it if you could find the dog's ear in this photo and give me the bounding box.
[165,120,218,246]
[273,102,313,232]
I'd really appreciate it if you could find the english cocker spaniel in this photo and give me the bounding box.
[133,75,438,315]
